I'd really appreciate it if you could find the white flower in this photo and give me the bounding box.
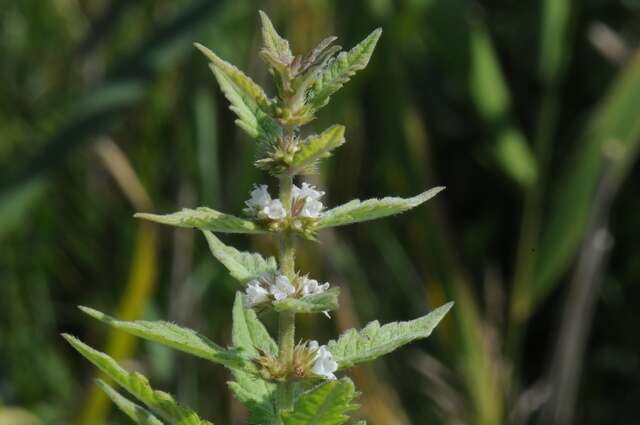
[308,340,338,380]
[300,277,330,297]
[244,185,271,212]
[270,274,296,301]
[292,183,325,218]
[244,185,286,220]
[245,280,270,307]
[262,199,286,220]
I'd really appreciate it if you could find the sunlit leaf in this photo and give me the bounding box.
[307,29,382,112]
[291,125,346,174]
[194,43,281,144]
[327,302,452,369]
[317,187,444,229]
[63,335,212,425]
[135,208,264,234]
[202,231,277,283]
[79,306,245,369]
[96,380,165,425]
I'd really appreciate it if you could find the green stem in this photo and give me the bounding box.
[277,174,296,416]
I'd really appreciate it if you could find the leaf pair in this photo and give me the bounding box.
[135,187,444,236]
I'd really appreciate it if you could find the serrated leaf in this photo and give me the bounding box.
[273,288,340,314]
[232,292,278,357]
[194,43,281,144]
[96,380,165,425]
[79,306,245,369]
[63,335,212,425]
[135,207,264,234]
[307,28,382,112]
[291,125,346,174]
[259,11,293,64]
[327,302,453,369]
[230,293,278,424]
[317,187,444,229]
[203,231,277,283]
[282,378,357,425]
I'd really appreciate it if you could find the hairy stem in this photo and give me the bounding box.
[277,173,296,416]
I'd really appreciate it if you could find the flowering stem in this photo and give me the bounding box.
[277,174,296,415]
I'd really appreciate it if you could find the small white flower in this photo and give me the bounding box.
[244,185,271,212]
[245,280,270,307]
[292,183,325,218]
[271,274,296,301]
[262,199,286,220]
[308,340,338,380]
[300,277,330,297]
[244,185,287,220]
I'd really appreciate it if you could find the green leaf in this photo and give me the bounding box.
[229,293,277,424]
[135,207,264,234]
[317,187,444,229]
[194,43,281,144]
[96,380,165,425]
[63,335,212,425]
[282,378,358,425]
[232,292,277,357]
[202,231,277,283]
[259,11,293,64]
[307,28,382,112]
[291,125,346,174]
[78,306,245,369]
[273,288,340,314]
[327,302,453,369]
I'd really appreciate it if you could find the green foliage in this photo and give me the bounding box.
[317,187,445,229]
[290,125,346,174]
[258,11,293,66]
[63,335,213,425]
[229,293,278,424]
[203,231,277,283]
[306,29,382,112]
[282,378,358,425]
[135,208,264,234]
[328,302,453,369]
[96,380,165,425]
[78,306,245,369]
[194,43,281,145]
[273,288,340,314]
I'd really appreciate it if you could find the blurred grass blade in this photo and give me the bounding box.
[1,0,224,199]
[195,90,220,207]
[423,0,537,187]
[539,0,575,84]
[525,50,640,316]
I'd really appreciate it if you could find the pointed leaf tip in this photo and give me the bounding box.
[327,301,453,369]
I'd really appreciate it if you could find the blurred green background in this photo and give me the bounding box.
[1,0,640,424]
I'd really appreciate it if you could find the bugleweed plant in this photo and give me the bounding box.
[64,12,451,425]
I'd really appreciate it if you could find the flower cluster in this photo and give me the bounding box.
[245,272,330,307]
[244,183,325,220]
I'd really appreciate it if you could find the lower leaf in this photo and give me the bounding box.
[63,335,212,425]
[282,378,358,425]
[96,379,165,425]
